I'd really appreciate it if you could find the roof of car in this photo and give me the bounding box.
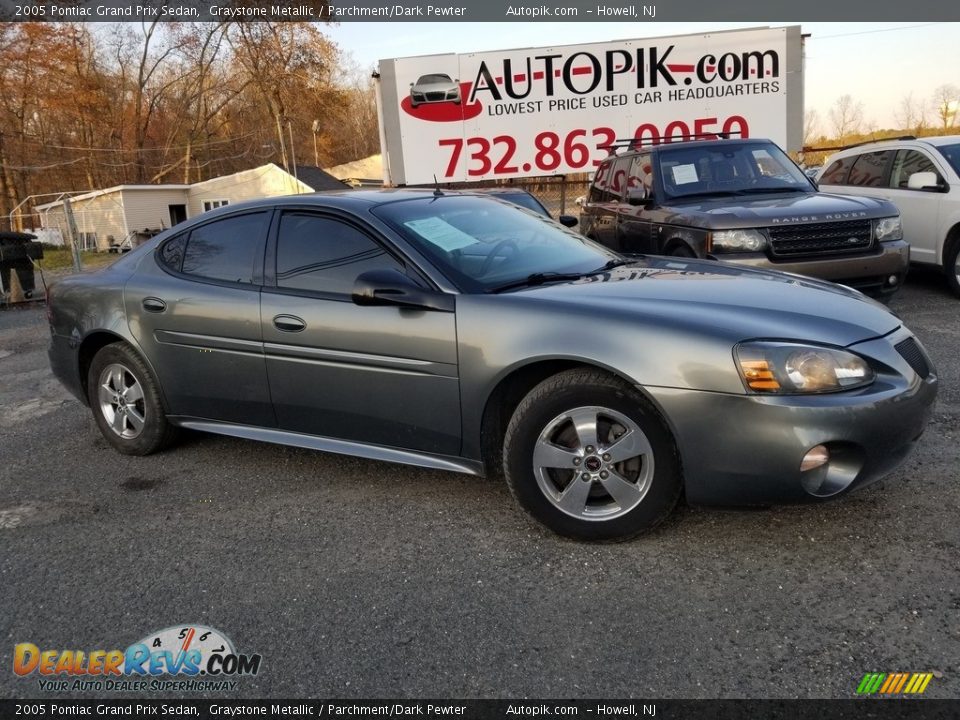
[183,188,493,219]
[829,135,960,153]
[468,187,535,197]
[914,134,960,147]
[602,137,774,159]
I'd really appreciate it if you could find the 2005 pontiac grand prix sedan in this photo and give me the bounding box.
[47,190,938,540]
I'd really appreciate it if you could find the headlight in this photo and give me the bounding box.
[710,229,767,252]
[874,216,903,241]
[735,341,875,394]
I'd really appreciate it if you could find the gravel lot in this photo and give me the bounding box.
[1,269,957,700]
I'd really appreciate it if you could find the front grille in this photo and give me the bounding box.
[767,219,873,258]
[425,92,447,101]
[895,337,931,379]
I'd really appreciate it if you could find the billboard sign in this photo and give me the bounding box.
[376,26,804,185]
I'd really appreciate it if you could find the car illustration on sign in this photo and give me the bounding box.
[46,191,937,541]
[409,73,461,108]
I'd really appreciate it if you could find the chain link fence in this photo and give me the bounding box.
[426,174,593,217]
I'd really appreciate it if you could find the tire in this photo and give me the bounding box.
[946,240,960,298]
[87,343,178,455]
[667,244,697,258]
[503,369,681,541]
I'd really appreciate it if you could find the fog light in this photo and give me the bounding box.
[800,445,830,472]
[888,275,899,286]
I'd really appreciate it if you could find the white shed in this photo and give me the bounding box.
[35,163,349,251]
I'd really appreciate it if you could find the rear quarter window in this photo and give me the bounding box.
[848,151,894,188]
[820,156,854,185]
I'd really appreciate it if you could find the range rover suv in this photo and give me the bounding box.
[580,138,909,297]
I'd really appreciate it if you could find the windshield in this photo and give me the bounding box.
[658,141,814,200]
[372,196,618,293]
[492,192,550,217]
[937,143,960,177]
[417,74,452,84]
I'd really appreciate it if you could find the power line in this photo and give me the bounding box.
[812,23,940,40]
[13,130,261,154]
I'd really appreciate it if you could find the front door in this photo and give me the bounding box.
[260,210,461,456]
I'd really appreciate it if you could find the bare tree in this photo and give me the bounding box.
[803,108,820,146]
[829,95,864,139]
[932,84,959,129]
[895,92,928,135]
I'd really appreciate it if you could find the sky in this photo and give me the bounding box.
[328,22,960,133]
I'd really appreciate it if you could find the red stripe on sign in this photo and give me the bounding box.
[495,77,502,84]
[533,71,545,80]
[667,64,695,72]
[571,66,592,76]
[514,74,526,82]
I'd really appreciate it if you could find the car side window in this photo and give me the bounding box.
[590,161,615,203]
[626,153,654,198]
[820,156,854,185]
[276,213,404,297]
[157,233,187,272]
[890,150,943,189]
[847,151,893,188]
[608,157,631,200]
[180,212,269,284]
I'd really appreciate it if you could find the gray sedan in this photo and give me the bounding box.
[47,191,937,540]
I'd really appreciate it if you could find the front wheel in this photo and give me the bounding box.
[667,244,697,258]
[87,343,177,455]
[503,369,681,541]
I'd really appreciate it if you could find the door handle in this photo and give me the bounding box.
[273,314,306,333]
[142,297,166,313]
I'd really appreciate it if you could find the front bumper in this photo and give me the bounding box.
[645,326,937,506]
[714,239,910,295]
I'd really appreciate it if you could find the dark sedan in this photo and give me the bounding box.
[47,191,937,540]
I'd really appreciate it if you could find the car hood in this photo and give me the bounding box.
[665,191,896,228]
[511,257,901,347]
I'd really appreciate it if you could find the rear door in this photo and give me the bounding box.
[126,210,275,426]
[615,152,656,254]
[584,157,630,250]
[260,209,461,455]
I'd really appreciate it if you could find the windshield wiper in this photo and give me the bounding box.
[488,259,630,294]
[593,258,632,272]
[670,189,747,200]
[488,271,590,294]
[734,187,805,194]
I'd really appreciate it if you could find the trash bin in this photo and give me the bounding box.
[0,231,43,300]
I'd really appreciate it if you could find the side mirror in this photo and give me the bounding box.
[907,171,941,191]
[352,269,454,312]
[625,186,649,206]
[558,215,579,228]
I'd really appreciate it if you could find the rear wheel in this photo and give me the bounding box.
[87,343,177,455]
[503,369,681,541]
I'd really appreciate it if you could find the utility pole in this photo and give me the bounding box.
[63,198,83,273]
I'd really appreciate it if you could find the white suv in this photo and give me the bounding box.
[817,135,960,296]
